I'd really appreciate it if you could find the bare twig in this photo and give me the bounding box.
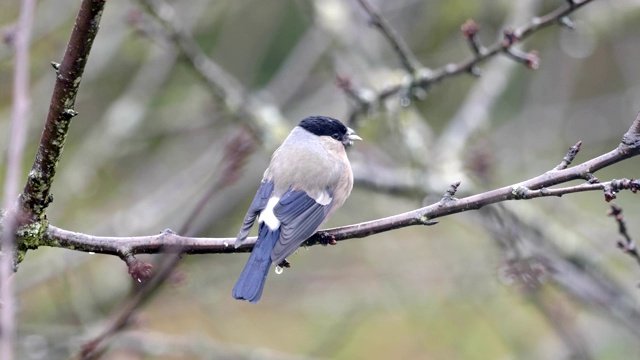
[355,0,421,73]
[510,178,639,202]
[504,48,540,69]
[1,0,36,358]
[346,0,595,120]
[420,0,593,83]
[608,204,640,267]
[555,141,583,170]
[440,181,461,203]
[461,19,483,57]
[433,1,541,188]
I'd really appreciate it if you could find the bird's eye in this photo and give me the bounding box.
[331,133,340,140]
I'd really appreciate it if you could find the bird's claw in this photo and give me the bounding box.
[318,232,337,246]
[277,259,291,268]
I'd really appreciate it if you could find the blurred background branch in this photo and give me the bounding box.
[343,0,594,124]
[608,204,640,267]
[2,0,37,358]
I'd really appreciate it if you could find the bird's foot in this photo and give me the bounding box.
[318,232,337,246]
[277,259,291,268]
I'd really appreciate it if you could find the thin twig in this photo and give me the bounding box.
[1,0,36,358]
[608,204,640,267]
[418,0,593,85]
[434,1,541,187]
[346,0,595,120]
[511,178,639,201]
[355,0,421,73]
[461,19,483,57]
[555,141,583,170]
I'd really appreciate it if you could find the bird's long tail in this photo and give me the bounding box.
[232,223,280,303]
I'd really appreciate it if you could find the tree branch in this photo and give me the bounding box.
[33,112,640,258]
[419,0,594,85]
[18,0,106,222]
[345,0,595,119]
[433,1,542,188]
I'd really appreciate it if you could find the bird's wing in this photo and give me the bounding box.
[235,180,275,247]
[271,189,332,264]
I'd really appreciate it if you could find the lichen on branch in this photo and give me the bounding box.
[18,0,106,223]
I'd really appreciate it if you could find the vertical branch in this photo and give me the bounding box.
[2,0,37,358]
[18,0,106,222]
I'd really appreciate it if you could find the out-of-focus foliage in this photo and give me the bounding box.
[3,0,640,359]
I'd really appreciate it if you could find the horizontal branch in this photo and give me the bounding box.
[45,227,241,256]
[414,0,594,88]
[34,112,640,257]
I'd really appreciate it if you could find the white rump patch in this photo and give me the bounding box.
[258,197,281,230]
[314,190,332,206]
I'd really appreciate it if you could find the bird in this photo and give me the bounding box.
[232,115,361,303]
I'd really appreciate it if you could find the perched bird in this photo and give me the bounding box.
[232,116,361,303]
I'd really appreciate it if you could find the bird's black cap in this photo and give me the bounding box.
[298,116,348,138]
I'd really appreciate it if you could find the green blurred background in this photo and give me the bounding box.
[3,0,640,359]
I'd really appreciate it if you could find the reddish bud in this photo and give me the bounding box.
[461,19,480,39]
[127,257,153,283]
[525,51,540,70]
[335,75,352,91]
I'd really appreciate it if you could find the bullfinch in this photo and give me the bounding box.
[232,115,361,303]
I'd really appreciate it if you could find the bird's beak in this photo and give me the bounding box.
[343,127,362,147]
[347,127,362,142]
